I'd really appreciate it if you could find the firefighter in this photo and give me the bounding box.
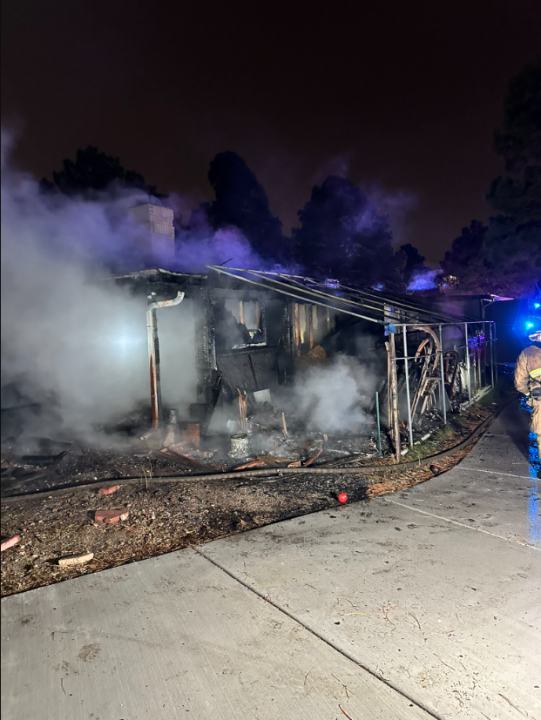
[515,330,541,463]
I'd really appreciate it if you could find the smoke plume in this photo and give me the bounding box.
[1,131,197,448]
[177,225,269,273]
[407,268,440,291]
[291,355,379,433]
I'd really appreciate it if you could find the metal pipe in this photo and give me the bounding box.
[276,272,393,316]
[389,331,401,463]
[215,265,456,324]
[489,322,495,388]
[486,324,490,388]
[208,266,385,325]
[476,345,480,390]
[271,268,465,324]
[494,326,499,388]
[439,325,447,425]
[482,322,488,388]
[395,353,440,361]
[335,282,464,324]
[375,391,383,457]
[208,266,498,332]
[464,323,472,402]
[391,321,497,328]
[402,326,414,447]
[385,341,391,431]
[147,308,159,427]
[481,322,486,388]
[146,291,185,427]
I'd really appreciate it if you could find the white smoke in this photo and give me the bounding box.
[1,131,197,447]
[177,225,267,272]
[369,187,418,246]
[292,355,378,433]
[176,210,299,274]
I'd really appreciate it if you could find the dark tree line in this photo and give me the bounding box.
[40,145,163,198]
[443,61,541,298]
[293,175,399,286]
[42,146,420,291]
[46,62,541,297]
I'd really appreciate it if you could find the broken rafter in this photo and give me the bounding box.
[302,447,322,467]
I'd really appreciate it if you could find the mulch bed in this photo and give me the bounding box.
[1,403,499,597]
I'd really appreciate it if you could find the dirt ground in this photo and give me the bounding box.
[1,402,499,597]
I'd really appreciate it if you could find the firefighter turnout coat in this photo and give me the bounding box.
[514,343,541,455]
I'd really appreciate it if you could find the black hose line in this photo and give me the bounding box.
[2,401,508,502]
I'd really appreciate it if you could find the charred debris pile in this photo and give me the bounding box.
[1,267,497,495]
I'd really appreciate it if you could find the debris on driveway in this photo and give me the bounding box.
[58,552,94,567]
[1,535,20,552]
[98,485,121,496]
[94,509,129,524]
[0,400,504,597]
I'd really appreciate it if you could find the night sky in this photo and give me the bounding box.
[2,0,540,262]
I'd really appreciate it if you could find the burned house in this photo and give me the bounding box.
[109,262,497,463]
[1,201,499,468]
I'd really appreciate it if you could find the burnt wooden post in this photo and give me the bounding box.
[402,325,414,447]
[194,286,217,405]
[389,329,401,463]
[281,301,296,382]
[259,299,268,344]
[464,323,472,402]
[293,303,301,355]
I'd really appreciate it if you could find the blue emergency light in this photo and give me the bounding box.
[510,294,541,339]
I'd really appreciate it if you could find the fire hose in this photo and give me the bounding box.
[2,401,508,501]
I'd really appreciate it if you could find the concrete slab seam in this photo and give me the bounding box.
[195,546,443,720]
[459,466,534,481]
[384,499,540,550]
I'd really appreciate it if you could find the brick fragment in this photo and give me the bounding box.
[1,536,21,552]
[98,485,121,496]
[95,509,129,524]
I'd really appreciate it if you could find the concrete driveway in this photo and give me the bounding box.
[2,402,540,720]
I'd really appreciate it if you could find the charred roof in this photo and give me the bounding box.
[109,266,474,326]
